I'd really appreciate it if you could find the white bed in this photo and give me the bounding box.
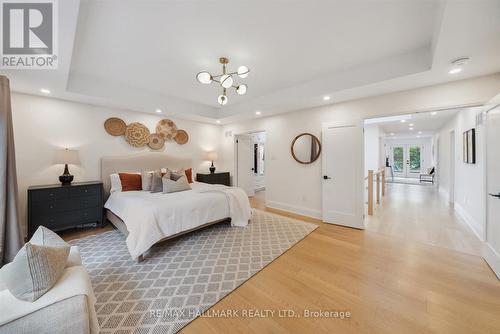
[101,154,251,260]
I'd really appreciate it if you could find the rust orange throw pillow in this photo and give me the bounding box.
[119,173,142,191]
[184,168,193,183]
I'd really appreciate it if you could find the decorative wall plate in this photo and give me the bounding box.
[174,129,189,145]
[104,117,126,136]
[156,119,178,140]
[148,133,165,150]
[124,122,150,147]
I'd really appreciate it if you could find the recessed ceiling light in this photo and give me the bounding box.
[40,88,51,94]
[323,95,331,101]
[448,57,469,75]
[390,133,395,136]
[400,120,406,123]
[409,127,414,131]
[155,108,162,113]
[418,131,422,134]
[216,120,221,124]
[255,111,261,116]
[409,123,414,127]
[431,111,437,116]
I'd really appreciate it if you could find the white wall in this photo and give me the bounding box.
[364,124,385,172]
[220,74,500,219]
[11,93,222,234]
[438,107,486,240]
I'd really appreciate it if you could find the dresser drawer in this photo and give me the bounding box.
[31,196,101,215]
[30,187,70,202]
[69,185,100,197]
[32,207,102,230]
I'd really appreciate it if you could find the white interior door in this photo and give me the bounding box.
[484,104,500,279]
[236,134,255,196]
[322,122,364,229]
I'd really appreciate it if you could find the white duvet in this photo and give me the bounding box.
[104,182,251,259]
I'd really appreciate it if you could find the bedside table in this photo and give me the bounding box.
[196,172,230,186]
[28,181,104,238]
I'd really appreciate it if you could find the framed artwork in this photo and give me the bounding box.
[463,128,476,164]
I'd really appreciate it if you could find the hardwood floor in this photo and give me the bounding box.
[61,189,500,334]
[365,183,482,256]
[183,189,500,334]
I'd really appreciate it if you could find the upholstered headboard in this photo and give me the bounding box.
[101,153,192,197]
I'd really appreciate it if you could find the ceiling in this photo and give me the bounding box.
[365,106,483,139]
[2,0,500,124]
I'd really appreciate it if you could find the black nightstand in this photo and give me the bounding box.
[28,181,104,238]
[196,172,230,186]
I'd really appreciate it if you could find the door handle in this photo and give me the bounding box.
[489,193,500,199]
[323,175,332,180]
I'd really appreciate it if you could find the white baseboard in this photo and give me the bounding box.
[483,242,500,280]
[266,200,322,220]
[454,203,484,241]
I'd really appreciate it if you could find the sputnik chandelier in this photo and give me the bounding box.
[196,57,249,106]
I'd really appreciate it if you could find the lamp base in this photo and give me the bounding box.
[59,164,74,185]
[59,174,74,185]
[209,161,216,174]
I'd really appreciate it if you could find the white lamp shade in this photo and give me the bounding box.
[196,71,212,84]
[220,74,233,88]
[236,84,247,95]
[207,151,218,161]
[54,149,80,165]
[237,66,249,78]
[218,94,228,105]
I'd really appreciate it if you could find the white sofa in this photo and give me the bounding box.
[0,246,99,334]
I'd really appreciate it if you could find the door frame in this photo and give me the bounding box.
[233,130,266,195]
[483,103,500,278]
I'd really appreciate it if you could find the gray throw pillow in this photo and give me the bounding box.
[141,170,153,191]
[168,169,185,181]
[150,170,166,193]
[0,242,70,301]
[162,174,192,193]
[29,226,79,267]
[30,226,68,247]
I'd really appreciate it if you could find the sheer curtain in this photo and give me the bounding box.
[0,75,23,266]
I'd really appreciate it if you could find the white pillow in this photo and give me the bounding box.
[110,173,122,193]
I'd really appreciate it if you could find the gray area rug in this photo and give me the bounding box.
[70,209,317,334]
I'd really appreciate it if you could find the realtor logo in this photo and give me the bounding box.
[1,0,58,69]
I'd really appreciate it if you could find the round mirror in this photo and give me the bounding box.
[291,133,322,164]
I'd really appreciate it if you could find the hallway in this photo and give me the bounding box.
[365,183,482,256]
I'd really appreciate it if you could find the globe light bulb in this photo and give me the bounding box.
[196,71,212,84]
[236,84,247,95]
[220,74,233,88]
[237,66,249,78]
[218,94,228,105]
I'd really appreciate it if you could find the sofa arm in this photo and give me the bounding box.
[0,294,91,334]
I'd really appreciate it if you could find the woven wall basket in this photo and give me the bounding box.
[148,133,165,150]
[104,117,127,136]
[124,122,150,147]
[174,129,189,145]
[156,119,178,140]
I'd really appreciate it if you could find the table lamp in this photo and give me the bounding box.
[54,148,80,185]
[207,151,217,174]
